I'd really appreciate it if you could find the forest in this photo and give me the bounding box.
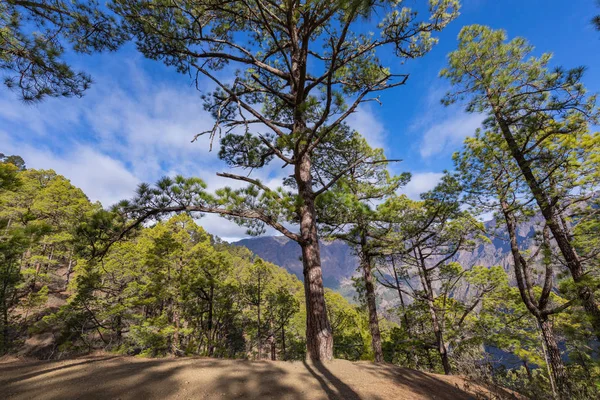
[1,1,600,399]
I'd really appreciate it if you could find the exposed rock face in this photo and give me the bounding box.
[234,236,359,288]
[234,215,545,304]
[235,217,541,285]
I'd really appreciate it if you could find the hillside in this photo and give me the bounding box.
[234,216,543,300]
[0,355,517,400]
[235,236,359,289]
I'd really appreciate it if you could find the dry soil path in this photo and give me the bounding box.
[0,355,513,399]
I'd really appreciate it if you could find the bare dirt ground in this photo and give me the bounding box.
[0,355,516,400]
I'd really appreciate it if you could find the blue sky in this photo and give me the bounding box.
[2,0,599,240]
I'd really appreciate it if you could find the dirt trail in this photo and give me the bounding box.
[0,355,514,399]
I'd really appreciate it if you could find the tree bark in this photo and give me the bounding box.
[172,306,180,355]
[417,249,451,375]
[360,233,383,362]
[301,238,333,361]
[65,250,73,287]
[538,317,571,399]
[297,153,333,362]
[500,200,571,398]
[269,333,276,361]
[523,360,533,383]
[495,115,600,340]
[364,262,384,363]
[281,326,286,360]
[1,284,9,354]
[207,284,215,357]
[391,258,420,365]
[392,262,411,331]
[257,274,262,360]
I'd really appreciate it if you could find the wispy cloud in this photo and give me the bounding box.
[346,104,387,150]
[0,133,139,207]
[1,58,437,240]
[409,83,484,159]
[0,60,290,240]
[419,113,484,158]
[401,172,444,200]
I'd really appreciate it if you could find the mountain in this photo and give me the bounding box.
[234,236,359,289]
[233,214,544,305]
[235,216,541,281]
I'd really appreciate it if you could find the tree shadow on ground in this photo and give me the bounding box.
[0,356,502,400]
[359,362,517,399]
[1,355,119,384]
[302,360,361,400]
[1,357,308,400]
[1,357,187,400]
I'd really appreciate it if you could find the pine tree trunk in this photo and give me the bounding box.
[392,260,419,366]
[500,198,571,398]
[208,284,214,357]
[270,334,276,361]
[297,153,333,362]
[496,115,600,340]
[115,311,122,342]
[392,262,410,330]
[1,282,9,354]
[360,233,383,362]
[417,249,451,375]
[301,239,333,361]
[523,360,533,383]
[281,327,286,360]
[65,250,73,287]
[538,318,571,399]
[44,246,54,274]
[3,217,11,237]
[257,299,261,360]
[439,341,451,375]
[172,306,180,355]
[425,289,451,374]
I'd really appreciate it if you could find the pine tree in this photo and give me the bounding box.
[317,134,408,362]
[374,176,483,374]
[441,24,600,343]
[109,0,459,361]
[1,1,126,101]
[454,130,574,397]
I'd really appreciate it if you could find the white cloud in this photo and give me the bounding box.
[0,61,294,240]
[197,214,250,242]
[346,104,386,149]
[408,82,484,159]
[1,59,401,241]
[198,214,286,243]
[0,132,139,207]
[419,113,484,158]
[401,172,444,199]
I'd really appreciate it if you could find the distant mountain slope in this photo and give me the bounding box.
[235,216,540,281]
[233,215,544,304]
[234,236,359,288]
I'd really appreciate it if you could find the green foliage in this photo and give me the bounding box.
[35,212,369,361]
[1,0,127,101]
[325,290,370,361]
[106,0,459,361]
[0,162,20,193]
[0,153,25,192]
[0,162,94,354]
[445,25,600,397]
[443,24,600,262]
[105,0,461,251]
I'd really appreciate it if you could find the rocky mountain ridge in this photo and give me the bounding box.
[234,215,545,305]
